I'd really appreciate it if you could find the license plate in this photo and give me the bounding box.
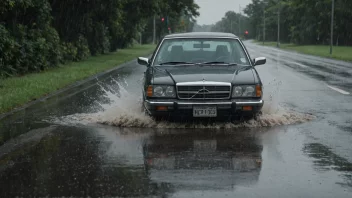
[193,140,217,152]
[193,106,217,117]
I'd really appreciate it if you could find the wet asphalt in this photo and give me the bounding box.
[0,41,351,198]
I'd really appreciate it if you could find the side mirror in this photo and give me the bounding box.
[138,57,149,66]
[253,57,266,66]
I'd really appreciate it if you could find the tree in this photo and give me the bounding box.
[211,11,252,38]
[0,0,200,78]
[244,0,352,45]
[141,0,200,43]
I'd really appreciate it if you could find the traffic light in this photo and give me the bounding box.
[161,16,170,32]
[244,30,249,40]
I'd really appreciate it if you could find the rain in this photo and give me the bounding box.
[0,0,352,197]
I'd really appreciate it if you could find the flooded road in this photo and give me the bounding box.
[0,41,352,197]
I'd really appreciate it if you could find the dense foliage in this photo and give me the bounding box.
[0,0,199,77]
[210,11,253,38]
[243,0,352,45]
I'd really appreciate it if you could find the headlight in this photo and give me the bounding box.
[232,85,258,97]
[243,86,255,96]
[165,86,176,97]
[154,86,164,97]
[148,85,176,98]
[233,86,243,97]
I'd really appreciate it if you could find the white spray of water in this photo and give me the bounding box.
[49,80,315,129]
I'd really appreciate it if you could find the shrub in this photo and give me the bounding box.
[75,35,90,60]
[61,42,78,62]
[0,25,17,77]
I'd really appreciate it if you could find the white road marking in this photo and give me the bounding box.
[327,85,350,95]
[285,61,308,68]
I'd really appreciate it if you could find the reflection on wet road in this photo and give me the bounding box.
[1,125,351,197]
[144,130,263,191]
[0,42,352,197]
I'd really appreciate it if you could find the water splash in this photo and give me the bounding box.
[49,80,315,129]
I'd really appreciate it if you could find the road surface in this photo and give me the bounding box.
[0,41,351,197]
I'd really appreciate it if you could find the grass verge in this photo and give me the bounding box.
[254,41,352,62]
[0,44,156,114]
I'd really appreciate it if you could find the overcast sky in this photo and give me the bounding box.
[194,0,252,25]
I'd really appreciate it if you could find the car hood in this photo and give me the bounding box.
[151,65,255,85]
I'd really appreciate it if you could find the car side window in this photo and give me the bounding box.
[232,41,249,65]
[155,42,171,64]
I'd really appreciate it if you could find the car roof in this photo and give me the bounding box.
[164,32,238,39]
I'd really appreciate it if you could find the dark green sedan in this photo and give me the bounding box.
[137,32,266,121]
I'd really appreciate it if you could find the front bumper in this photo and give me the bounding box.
[144,99,264,119]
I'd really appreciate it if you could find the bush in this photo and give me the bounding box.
[61,35,90,62]
[75,35,90,60]
[61,42,78,62]
[87,23,110,55]
[0,0,62,77]
[0,25,17,78]
[0,0,200,78]
[10,25,62,74]
[44,26,62,66]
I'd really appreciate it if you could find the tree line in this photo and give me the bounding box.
[208,11,252,38]
[243,0,352,45]
[0,0,199,78]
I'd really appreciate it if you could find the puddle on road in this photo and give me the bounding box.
[48,82,315,129]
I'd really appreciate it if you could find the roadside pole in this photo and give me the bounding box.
[153,15,156,44]
[330,0,334,54]
[277,1,280,48]
[263,10,265,45]
[140,33,142,45]
[238,5,241,37]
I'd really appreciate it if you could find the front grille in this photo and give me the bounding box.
[177,85,231,99]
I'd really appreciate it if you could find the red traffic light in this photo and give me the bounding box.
[161,17,165,22]
[245,30,249,35]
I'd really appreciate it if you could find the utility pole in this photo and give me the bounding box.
[140,33,142,45]
[330,0,334,54]
[153,15,156,44]
[277,1,280,48]
[263,10,265,45]
[238,5,241,36]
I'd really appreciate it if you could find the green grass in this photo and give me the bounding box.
[0,44,156,114]
[254,41,352,62]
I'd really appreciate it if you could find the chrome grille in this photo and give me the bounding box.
[177,85,231,99]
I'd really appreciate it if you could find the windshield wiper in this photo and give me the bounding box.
[199,61,238,66]
[159,61,195,65]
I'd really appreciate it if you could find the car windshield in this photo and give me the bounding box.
[153,38,250,66]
